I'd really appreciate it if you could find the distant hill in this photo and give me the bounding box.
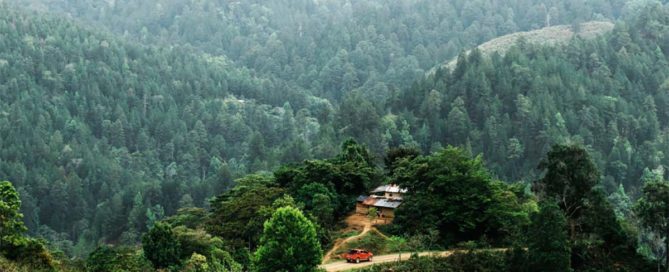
[430,21,615,74]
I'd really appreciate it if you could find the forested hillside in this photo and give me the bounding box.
[394,2,669,193]
[1,0,652,257]
[1,0,669,271]
[16,0,633,100]
[0,5,335,256]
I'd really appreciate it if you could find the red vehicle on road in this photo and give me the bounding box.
[343,249,373,263]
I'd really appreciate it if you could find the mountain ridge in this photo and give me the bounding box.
[429,21,615,75]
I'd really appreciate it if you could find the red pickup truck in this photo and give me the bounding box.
[343,249,373,263]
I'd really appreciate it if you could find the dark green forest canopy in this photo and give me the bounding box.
[12,0,636,98]
[394,3,669,193]
[0,0,669,265]
[0,4,333,257]
[389,147,533,246]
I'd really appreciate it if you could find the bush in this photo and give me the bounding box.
[142,222,182,269]
[86,245,152,272]
[3,237,55,270]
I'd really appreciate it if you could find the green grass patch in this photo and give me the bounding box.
[339,230,361,239]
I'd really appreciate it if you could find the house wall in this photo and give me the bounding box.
[379,207,395,218]
[384,192,403,199]
[356,203,369,214]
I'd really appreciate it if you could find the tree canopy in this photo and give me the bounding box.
[253,206,322,272]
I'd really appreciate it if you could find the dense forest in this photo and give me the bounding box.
[396,2,669,191]
[1,0,669,271]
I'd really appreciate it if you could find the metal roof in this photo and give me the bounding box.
[356,195,403,209]
[373,198,402,209]
[371,184,408,194]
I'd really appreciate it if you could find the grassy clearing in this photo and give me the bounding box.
[430,20,615,73]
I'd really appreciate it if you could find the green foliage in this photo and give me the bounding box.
[334,230,388,257]
[253,207,322,272]
[608,184,633,220]
[86,245,152,272]
[2,237,56,270]
[535,145,652,271]
[527,200,571,272]
[536,145,599,222]
[635,179,669,269]
[141,222,181,269]
[635,180,669,242]
[384,146,421,175]
[295,183,336,226]
[179,251,242,272]
[207,174,285,254]
[0,181,27,249]
[394,5,669,193]
[0,0,668,270]
[275,140,382,224]
[392,146,531,246]
[0,3,332,252]
[163,208,208,230]
[0,182,55,270]
[173,227,223,260]
[367,207,378,221]
[180,253,209,272]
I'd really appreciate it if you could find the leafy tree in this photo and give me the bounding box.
[207,174,284,253]
[536,145,650,271]
[275,139,382,222]
[86,245,152,272]
[608,184,632,219]
[392,146,530,245]
[535,145,599,235]
[0,181,26,250]
[253,207,322,272]
[384,146,421,175]
[368,207,378,221]
[527,200,571,272]
[142,222,182,269]
[636,179,669,270]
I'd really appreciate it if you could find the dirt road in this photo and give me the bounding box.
[321,251,454,272]
[322,214,376,263]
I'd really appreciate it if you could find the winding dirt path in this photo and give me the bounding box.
[322,214,374,263]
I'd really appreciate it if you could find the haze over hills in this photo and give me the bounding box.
[0,0,668,271]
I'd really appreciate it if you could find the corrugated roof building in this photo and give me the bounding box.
[355,184,408,218]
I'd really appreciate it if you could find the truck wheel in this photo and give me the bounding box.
[356,258,360,263]
[368,256,372,262]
